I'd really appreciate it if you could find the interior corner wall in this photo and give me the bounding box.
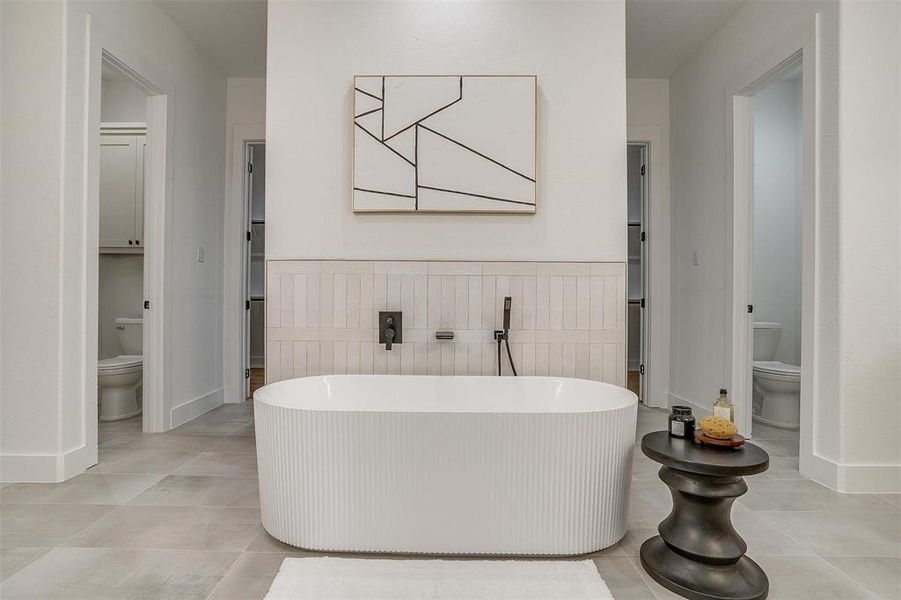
[265,0,627,262]
[834,0,900,476]
[669,1,842,469]
[1,0,68,471]
[1,0,227,481]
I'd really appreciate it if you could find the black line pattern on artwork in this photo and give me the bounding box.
[355,76,534,212]
[414,126,419,210]
[418,124,536,183]
[383,76,463,143]
[354,87,382,101]
[354,187,416,199]
[354,122,415,167]
[354,107,382,119]
[418,185,536,207]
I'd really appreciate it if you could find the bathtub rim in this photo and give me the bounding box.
[254,374,638,414]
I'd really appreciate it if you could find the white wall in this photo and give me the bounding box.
[1,0,227,481]
[98,255,144,359]
[669,0,900,491]
[834,1,900,475]
[626,78,670,407]
[266,1,627,262]
[101,77,147,122]
[753,76,802,365]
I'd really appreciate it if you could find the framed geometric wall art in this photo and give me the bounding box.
[353,75,537,214]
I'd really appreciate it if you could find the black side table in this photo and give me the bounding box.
[639,431,770,600]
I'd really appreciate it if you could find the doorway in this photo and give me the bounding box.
[729,47,813,478]
[245,143,266,398]
[748,64,803,458]
[626,143,649,401]
[86,37,172,443]
[97,60,149,434]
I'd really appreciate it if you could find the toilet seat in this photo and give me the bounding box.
[98,354,143,374]
[752,360,800,378]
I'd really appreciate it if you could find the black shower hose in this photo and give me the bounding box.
[496,331,518,376]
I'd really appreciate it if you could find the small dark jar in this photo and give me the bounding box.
[668,406,695,440]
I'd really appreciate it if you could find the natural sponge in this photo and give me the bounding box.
[698,415,738,439]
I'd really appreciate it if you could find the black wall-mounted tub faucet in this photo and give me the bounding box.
[379,311,402,351]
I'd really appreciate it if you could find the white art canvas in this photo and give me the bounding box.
[353,75,537,213]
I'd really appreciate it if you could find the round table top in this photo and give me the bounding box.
[641,431,769,477]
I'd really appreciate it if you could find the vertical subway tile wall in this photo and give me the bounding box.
[266,261,626,385]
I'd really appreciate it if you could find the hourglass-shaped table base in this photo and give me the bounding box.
[638,431,770,600]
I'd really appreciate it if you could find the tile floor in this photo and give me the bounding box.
[1,402,898,599]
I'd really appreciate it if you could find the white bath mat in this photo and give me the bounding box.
[264,556,613,600]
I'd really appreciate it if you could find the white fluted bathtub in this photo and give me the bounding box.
[254,375,637,556]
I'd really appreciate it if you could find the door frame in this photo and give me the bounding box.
[223,125,265,404]
[725,18,820,481]
[627,127,670,409]
[86,22,174,437]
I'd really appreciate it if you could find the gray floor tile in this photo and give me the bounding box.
[753,437,799,457]
[611,528,656,557]
[208,435,258,453]
[207,551,293,600]
[876,494,901,509]
[100,433,217,453]
[753,555,878,599]
[737,479,894,512]
[752,422,800,441]
[127,475,259,507]
[0,504,115,547]
[593,555,656,599]
[0,547,238,600]
[758,510,901,557]
[731,510,814,556]
[174,452,258,477]
[0,472,162,505]
[89,450,198,474]
[627,481,672,529]
[63,505,261,551]
[825,557,901,599]
[244,529,313,554]
[762,456,804,480]
[0,548,50,581]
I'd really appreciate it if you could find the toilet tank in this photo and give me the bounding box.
[115,318,143,355]
[753,322,782,361]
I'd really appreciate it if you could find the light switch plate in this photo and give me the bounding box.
[197,246,205,262]
[691,248,701,266]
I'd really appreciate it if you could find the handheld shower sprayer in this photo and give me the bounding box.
[496,296,518,376]
[503,296,512,330]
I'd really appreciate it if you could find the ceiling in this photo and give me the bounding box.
[154,0,267,77]
[153,0,744,81]
[626,0,747,78]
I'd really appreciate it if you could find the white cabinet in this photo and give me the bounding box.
[100,126,146,250]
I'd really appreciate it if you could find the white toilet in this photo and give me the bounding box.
[752,322,801,430]
[98,317,143,421]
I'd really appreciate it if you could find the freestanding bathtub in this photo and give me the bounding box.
[254,375,637,556]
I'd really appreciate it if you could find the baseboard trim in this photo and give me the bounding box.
[667,394,900,493]
[170,388,224,428]
[1,443,98,483]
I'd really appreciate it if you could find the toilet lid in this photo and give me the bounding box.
[98,355,143,371]
[753,360,800,376]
